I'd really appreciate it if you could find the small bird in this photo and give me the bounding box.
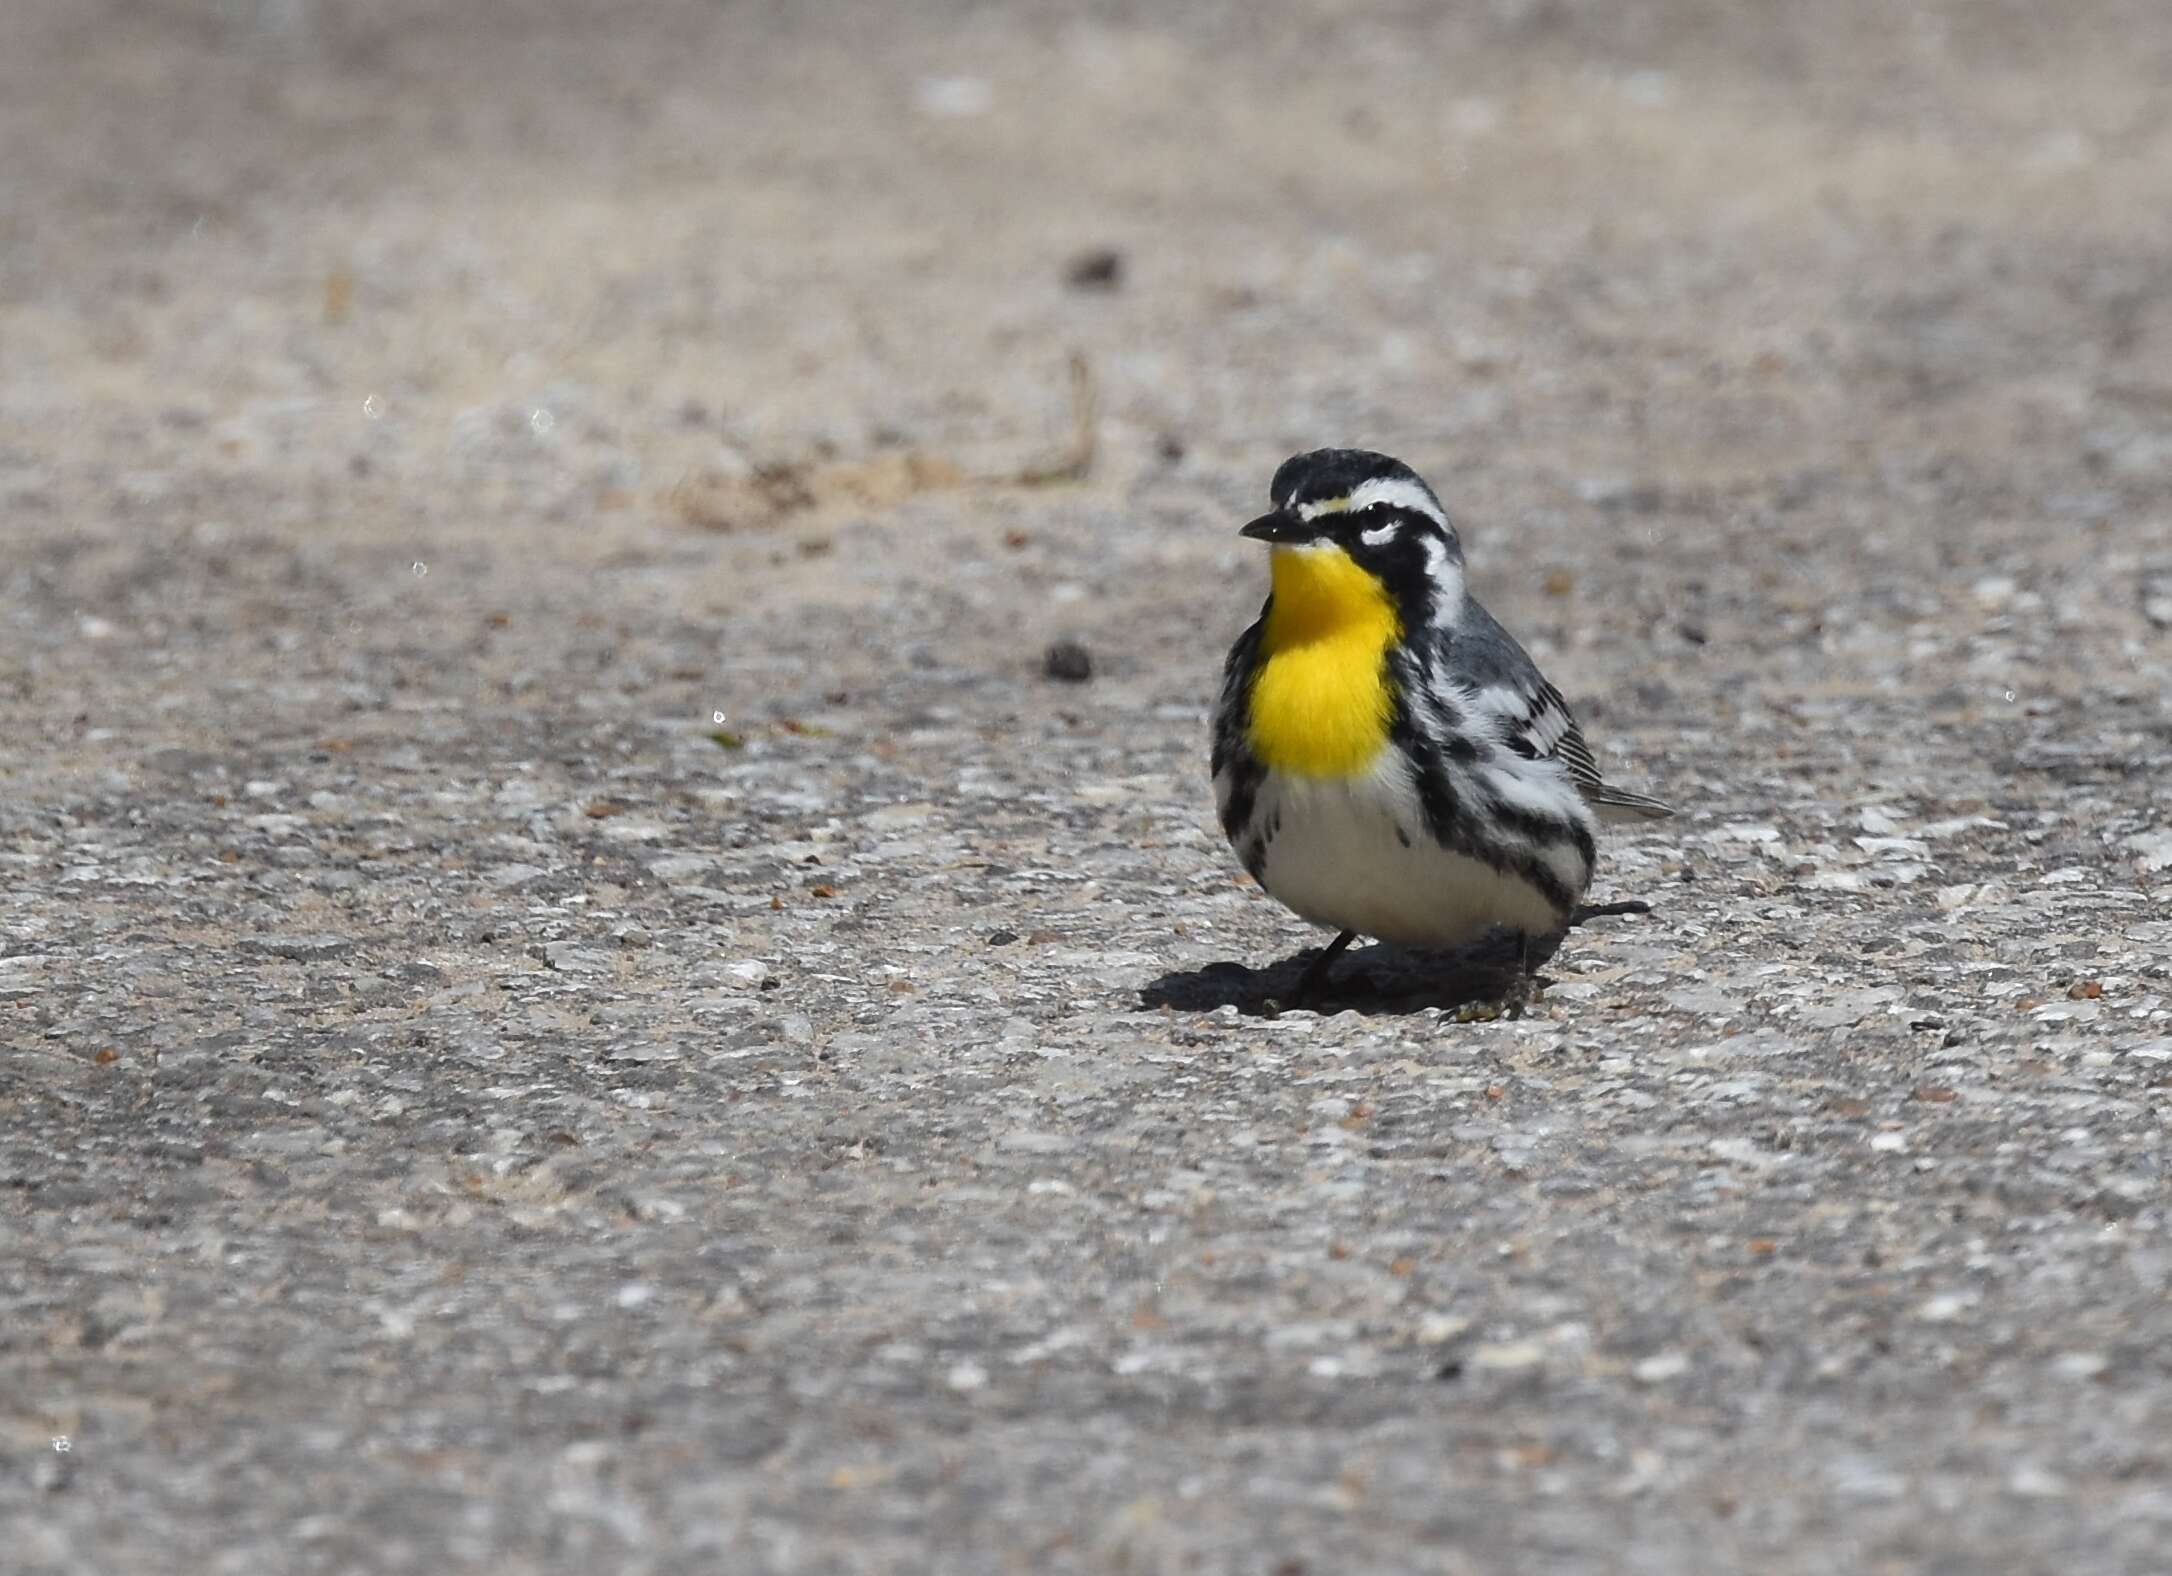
[1211,449,1672,1007]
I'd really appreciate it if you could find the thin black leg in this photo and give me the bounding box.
[1452,929,1540,1023]
[1293,929,1358,1003]
[1503,931,1535,1020]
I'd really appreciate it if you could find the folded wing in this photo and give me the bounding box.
[1439,607,1675,825]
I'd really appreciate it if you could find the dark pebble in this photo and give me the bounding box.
[1043,639,1093,683]
[1064,248,1124,291]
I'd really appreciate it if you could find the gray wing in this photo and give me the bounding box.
[1442,602,1674,824]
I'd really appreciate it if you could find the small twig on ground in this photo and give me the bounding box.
[1012,351,1097,486]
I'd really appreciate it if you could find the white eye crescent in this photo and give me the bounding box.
[1360,522,1399,547]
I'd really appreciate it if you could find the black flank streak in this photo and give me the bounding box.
[1406,739,1460,848]
[1509,848,1577,915]
[1218,762,1260,842]
[1388,671,1461,848]
[1480,793,1578,850]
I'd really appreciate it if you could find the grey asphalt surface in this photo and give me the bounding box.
[4,2,2172,1571]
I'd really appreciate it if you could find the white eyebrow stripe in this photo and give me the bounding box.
[1293,496,1351,520]
[1345,476,1445,523]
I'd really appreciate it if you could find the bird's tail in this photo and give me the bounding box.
[1586,784,1675,824]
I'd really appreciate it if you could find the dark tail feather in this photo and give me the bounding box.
[1585,784,1674,824]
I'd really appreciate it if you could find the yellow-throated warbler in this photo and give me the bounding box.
[1211,449,1672,1006]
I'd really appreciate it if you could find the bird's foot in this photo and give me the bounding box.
[1451,931,1542,1022]
[1452,970,1541,1023]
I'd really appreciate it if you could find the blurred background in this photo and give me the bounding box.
[8,3,2172,1570]
[9,0,2170,559]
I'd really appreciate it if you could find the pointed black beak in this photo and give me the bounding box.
[1239,510,1311,544]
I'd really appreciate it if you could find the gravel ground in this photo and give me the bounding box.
[5,2,2172,1571]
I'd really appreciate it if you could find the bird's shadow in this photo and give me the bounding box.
[1141,904,1652,1019]
[1141,929,1556,1019]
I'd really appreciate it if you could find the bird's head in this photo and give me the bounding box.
[1240,449,1465,622]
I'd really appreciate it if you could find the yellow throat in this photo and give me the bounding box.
[1246,544,1401,777]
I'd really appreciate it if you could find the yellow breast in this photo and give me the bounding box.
[1245,545,1401,778]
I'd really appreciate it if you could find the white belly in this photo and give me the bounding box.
[1249,753,1569,949]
